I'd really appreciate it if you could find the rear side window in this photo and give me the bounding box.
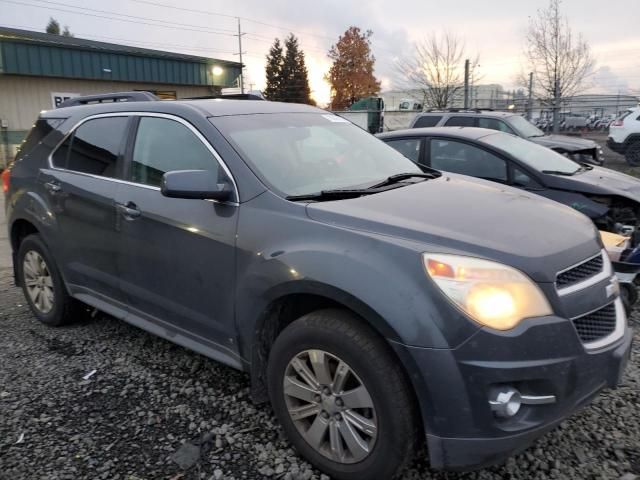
[17,118,64,157]
[478,118,515,134]
[54,117,129,177]
[385,138,421,163]
[444,116,476,127]
[413,115,442,128]
[430,139,507,181]
[130,117,218,187]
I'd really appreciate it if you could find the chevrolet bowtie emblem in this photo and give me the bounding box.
[606,277,620,298]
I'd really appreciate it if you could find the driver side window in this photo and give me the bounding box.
[429,139,507,181]
[130,117,221,188]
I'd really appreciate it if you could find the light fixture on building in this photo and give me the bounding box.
[212,66,224,76]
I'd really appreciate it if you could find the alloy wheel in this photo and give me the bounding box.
[283,349,377,464]
[23,250,54,314]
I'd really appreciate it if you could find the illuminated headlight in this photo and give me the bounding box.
[423,254,553,330]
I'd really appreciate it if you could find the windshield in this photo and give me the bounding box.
[481,132,581,174]
[508,115,545,138]
[212,113,422,196]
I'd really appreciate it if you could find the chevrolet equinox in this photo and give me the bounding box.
[2,93,632,480]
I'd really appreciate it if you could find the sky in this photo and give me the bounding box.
[2,0,639,106]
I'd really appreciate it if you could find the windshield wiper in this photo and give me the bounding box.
[541,169,577,176]
[286,189,376,202]
[367,171,440,189]
[287,172,440,202]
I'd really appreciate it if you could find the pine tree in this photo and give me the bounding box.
[264,38,284,101]
[280,34,312,104]
[62,25,73,37]
[45,18,61,35]
[327,27,381,110]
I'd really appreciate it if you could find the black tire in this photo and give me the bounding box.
[267,309,419,480]
[17,234,83,326]
[624,142,640,166]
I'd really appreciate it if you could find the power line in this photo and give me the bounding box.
[0,0,239,36]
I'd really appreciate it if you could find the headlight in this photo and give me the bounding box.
[423,254,553,330]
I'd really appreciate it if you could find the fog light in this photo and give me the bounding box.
[489,387,557,418]
[489,387,522,418]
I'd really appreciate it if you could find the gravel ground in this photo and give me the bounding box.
[0,266,638,480]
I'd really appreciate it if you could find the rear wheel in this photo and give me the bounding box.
[17,234,84,326]
[267,309,419,480]
[624,141,640,166]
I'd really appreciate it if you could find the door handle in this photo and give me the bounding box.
[44,181,62,194]
[116,202,141,219]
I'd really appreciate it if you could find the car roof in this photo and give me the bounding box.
[377,126,502,141]
[415,110,516,118]
[41,99,325,119]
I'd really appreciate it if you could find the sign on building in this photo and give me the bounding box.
[51,92,80,108]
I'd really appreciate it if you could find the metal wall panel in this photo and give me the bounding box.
[0,40,241,87]
[0,75,213,131]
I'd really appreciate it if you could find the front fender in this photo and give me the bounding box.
[234,193,480,360]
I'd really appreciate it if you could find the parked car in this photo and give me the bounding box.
[608,107,640,165]
[409,110,604,165]
[378,127,640,243]
[4,93,631,480]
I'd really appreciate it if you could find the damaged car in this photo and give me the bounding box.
[378,127,640,242]
[408,110,604,165]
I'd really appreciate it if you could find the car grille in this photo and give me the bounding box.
[556,253,603,289]
[572,302,617,344]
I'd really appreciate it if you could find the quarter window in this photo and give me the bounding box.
[414,115,442,128]
[385,138,421,163]
[444,116,476,127]
[478,118,515,134]
[512,167,541,189]
[61,117,128,177]
[130,117,219,187]
[430,139,507,181]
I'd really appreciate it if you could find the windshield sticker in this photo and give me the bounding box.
[322,114,349,123]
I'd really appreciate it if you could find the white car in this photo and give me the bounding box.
[608,106,640,165]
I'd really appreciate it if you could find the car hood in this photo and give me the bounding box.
[306,175,600,282]
[529,134,597,151]
[543,166,640,199]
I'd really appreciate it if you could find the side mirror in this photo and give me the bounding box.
[161,170,232,201]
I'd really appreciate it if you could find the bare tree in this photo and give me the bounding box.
[395,32,478,110]
[522,0,595,131]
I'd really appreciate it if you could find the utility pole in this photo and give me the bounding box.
[526,72,533,120]
[236,17,245,94]
[463,59,470,109]
[552,77,560,133]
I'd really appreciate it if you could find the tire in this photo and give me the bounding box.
[624,142,640,166]
[17,234,83,326]
[267,309,419,480]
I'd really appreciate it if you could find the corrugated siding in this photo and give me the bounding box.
[0,40,241,87]
[0,76,213,131]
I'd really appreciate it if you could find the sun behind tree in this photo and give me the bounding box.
[326,27,381,111]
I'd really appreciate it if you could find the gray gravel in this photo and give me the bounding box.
[0,266,638,480]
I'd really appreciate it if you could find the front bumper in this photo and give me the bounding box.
[391,316,633,470]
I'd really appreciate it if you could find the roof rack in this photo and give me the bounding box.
[184,92,266,101]
[57,91,159,108]
[425,108,494,113]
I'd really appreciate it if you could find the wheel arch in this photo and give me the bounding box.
[247,281,409,404]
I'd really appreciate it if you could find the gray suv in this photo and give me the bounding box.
[410,110,604,165]
[3,93,632,480]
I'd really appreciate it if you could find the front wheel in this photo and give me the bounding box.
[267,309,419,480]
